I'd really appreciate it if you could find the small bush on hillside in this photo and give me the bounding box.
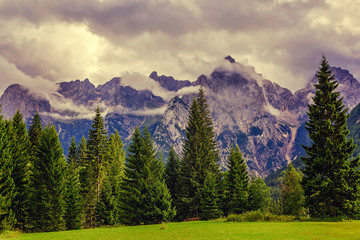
[226,210,297,222]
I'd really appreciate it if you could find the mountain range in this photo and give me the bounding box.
[2,56,360,177]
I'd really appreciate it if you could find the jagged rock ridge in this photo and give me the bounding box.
[1,56,360,176]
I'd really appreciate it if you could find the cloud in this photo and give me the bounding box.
[0,55,58,97]
[121,72,175,100]
[0,0,360,96]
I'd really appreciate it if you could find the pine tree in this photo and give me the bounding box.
[200,173,222,220]
[78,135,88,228]
[30,125,66,232]
[165,147,181,205]
[64,138,83,230]
[120,127,175,225]
[280,164,305,216]
[302,56,360,218]
[178,88,221,220]
[0,109,15,232]
[28,112,43,154]
[67,137,78,164]
[224,145,249,215]
[96,131,125,225]
[248,177,271,212]
[83,107,108,227]
[119,127,143,225]
[140,127,175,224]
[10,110,32,230]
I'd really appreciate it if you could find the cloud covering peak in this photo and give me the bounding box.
[0,0,360,95]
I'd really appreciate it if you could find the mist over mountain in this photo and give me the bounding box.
[1,56,360,177]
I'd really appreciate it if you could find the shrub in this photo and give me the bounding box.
[226,210,297,222]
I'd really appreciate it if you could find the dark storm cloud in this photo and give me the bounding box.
[0,0,327,37]
[0,0,359,95]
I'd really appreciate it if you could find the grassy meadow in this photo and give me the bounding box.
[4,220,360,240]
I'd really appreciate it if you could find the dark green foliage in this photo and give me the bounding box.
[248,178,271,212]
[224,146,249,215]
[280,164,305,216]
[10,110,32,231]
[30,125,66,232]
[348,103,360,157]
[178,88,221,220]
[96,131,125,226]
[0,109,15,232]
[165,147,181,202]
[83,107,108,227]
[28,113,43,154]
[302,56,360,219]
[87,107,108,196]
[67,137,78,164]
[120,127,175,225]
[64,139,83,230]
[200,173,222,220]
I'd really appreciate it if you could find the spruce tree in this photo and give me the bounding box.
[120,127,175,225]
[119,127,143,225]
[67,137,78,164]
[224,145,249,215]
[140,127,175,224]
[96,131,125,225]
[280,163,304,216]
[28,112,43,154]
[0,109,15,231]
[165,147,181,204]
[200,173,222,220]
[64,138,83,230]
[78,136,89,227]
[10,110,32,231]
[302,56,360,218]
[179,88,221,220]
[30,125,66,232]
[83,107,108,227]
[248,177,271,212]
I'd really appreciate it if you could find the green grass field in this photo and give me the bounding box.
[5,221,360,240]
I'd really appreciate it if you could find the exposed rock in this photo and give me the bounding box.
[2,60,360,177]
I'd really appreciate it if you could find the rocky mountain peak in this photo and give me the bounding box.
[149,71,192,92]
[225,55,236,63]
[0,83,51,120]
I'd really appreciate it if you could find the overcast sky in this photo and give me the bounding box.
[0,0,360,96]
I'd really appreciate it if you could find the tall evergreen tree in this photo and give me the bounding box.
[302,56,360,218]
[28,112,43,154]
[280,163,305,216]
[96,131,125,225]
[30,125,66,232]
[200,173,222,220]
[179,88,221,220]
[0,109,15,232]
[78,136,89,227]
[224,145,249,215]
[120,127,175,225]
[10,110,32,230]
[64,138,83,230]
[67,137,78,164]
[83,107,108,227]
[165,147,181,204]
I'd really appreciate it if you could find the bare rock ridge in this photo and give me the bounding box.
[1,56,360,176]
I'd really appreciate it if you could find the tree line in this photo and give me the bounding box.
[0,56,359,233]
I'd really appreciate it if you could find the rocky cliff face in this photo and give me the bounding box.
[0,84,52,121]
[1,57,360,176]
